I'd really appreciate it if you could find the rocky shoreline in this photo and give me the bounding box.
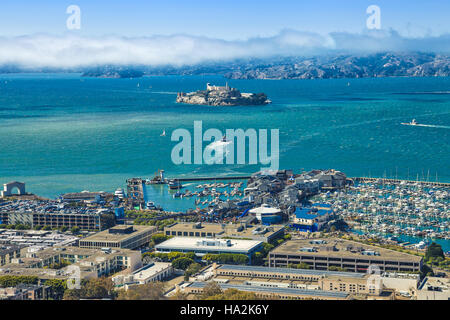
[176,83,271,106]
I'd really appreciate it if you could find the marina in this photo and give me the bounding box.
[140,170,450,251]
[311,180,450,251]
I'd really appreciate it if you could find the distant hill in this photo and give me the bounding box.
[223,52,450,80]
[1,52,449,80]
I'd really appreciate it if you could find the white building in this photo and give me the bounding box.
[112,262,173,290]
[249,204,281,222]
[155,237,262,262]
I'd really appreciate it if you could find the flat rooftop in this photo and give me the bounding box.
[165,223,224,234]
[164,222,284,239]
[217,264,365,278]
[81,225,156,242]
[187,281,349,299]
[270,238,422,262]
[155,237,262,254]
[132,262,172,281]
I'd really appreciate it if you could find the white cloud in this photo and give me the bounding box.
[0,29,449,69]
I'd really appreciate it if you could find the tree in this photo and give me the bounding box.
[184,263,202,281]
[172,257,194,270]
[44,279,67,300]
[200,281,222,299]
[63,277,115,300]
[71,226,80,234]
[206,288,260,300]
[296,262,310,270]
[420,264,434,278]
[117,282,166,300]
[425,243,444,262]
[170,289,189,300]
[0,275,38,287]
[151,233,169,245]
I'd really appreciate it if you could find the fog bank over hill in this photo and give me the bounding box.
[0,29,449,79]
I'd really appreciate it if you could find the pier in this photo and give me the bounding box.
[351,177,450,188]
[165,175,251,182]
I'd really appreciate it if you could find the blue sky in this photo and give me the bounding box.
[0,1,449,68]
[0,0,448,39]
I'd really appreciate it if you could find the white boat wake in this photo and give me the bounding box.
[205,140,233,159]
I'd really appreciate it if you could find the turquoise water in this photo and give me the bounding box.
[1,73,449,200]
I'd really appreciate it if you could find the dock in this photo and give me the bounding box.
[351,177,450,188]
[166,175,251,182]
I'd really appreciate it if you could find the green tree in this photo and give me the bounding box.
[63,277,115,300]
[425,243,444,262]
[70,226,80,234]
[172,257,195,270]
[200,281,222,299]
[206,288,260,300]
[184,263,202,281]
[151,233,169,245]
[117,282,166,300]
[44,279,67,299]
[0,275,38,287]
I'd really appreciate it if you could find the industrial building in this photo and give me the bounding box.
[79,225,157,250]
[182,281,350,300]
[268,238,422,273]
[212,264,383,296]
[155,237,262,262]
[163,222,284,243]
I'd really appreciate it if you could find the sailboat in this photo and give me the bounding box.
[160,129,166,136]
[401,119,417,126]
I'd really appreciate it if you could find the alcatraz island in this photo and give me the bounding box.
[176,83,271,106]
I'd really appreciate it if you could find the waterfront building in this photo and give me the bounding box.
[0,211,115,231]
[268,238,422,273]
[295,169,348,190]
[249,204,282,225]
[79,225,156,250]
[290,205,332,232]
[60,191,110,203]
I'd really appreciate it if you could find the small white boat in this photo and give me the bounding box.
[160,129,166,136]
[401,119,417,126]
